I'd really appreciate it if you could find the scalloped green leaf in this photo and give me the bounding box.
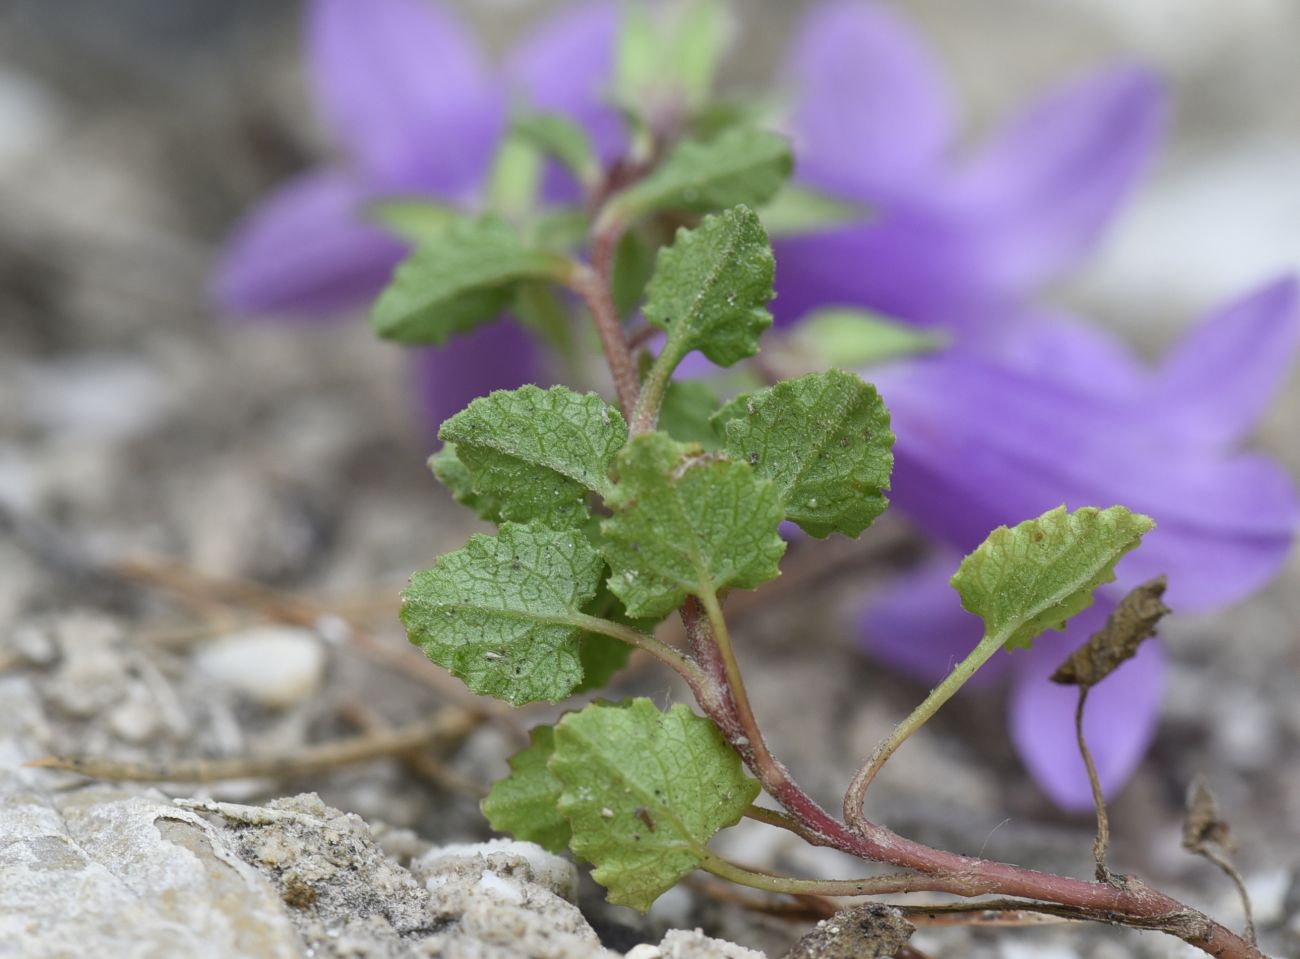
[429,443,505,522]
[372,217,567,344]
[604,127,791,226]
[482,725,569,852]
[600,432,786,619]
[714,371,894,538]
[551,699,759,911]
[952,505,1155,651]
[643,205,774,369]
[400,524,605,704]
[439,386,627,527]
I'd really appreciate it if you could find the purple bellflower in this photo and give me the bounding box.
[212,0,619,424]
[776,2,1300,809]
[210,0,1300,810]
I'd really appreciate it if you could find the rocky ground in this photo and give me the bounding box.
[2,2,1299,958]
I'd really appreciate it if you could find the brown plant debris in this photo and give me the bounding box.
[1052,575,1170,688]
[782,903,917,959]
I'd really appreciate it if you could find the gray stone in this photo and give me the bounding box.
[0,775,300,959]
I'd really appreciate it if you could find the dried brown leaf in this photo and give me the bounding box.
[1052,575,1170,688]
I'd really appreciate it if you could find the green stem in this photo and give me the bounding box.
[569,612,706,689]
[628,339,683,435]
[844,632,1005,833]
[699,852,927,897]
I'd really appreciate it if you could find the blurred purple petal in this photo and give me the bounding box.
[772,214,1014,331]
[996,318,1148,398]
[307,0,503,194]
[945,67,1166,290]
[1009,611,1165,811]
[507,1,622,164]
[857,556,1010,687]
[1152,276,1300,447]
[775,68,1164,331]
[877,353,1300,612]
[411,317,541,428]
[211,171,406,318]
[785,1,953,199]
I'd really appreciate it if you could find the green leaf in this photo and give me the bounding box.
[601,432,786,619]
[487,135,543,217]
[512,112,600,187]
[659,379,722,448]
[400,524,605,704]
[714,371,894,538]
[603,127,792,226]
[551,699,759,910]
[643,205,775,369]
[368,199,460,244]
[759,185,866,237]
[615,0,731,115]
[951,506,1156,651]
[611,227,660,317]
[482,725,569,852]
[372,218,567,344]
[526,208,590,253]
[429,443,506,522]
[573,578,651,693]
[439,386,627,527]
[789,308,948,367]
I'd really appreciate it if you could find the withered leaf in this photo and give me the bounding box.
[1051,575,1170,689]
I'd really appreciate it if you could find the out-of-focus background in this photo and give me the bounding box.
[1,3,1298,958]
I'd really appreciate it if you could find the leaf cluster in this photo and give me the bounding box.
[368,1,1166,918]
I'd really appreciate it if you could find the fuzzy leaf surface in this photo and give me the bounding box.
[642,206,774,368]
[951,505,1155,651]
[605,128,791,225]
[551,699,759,910]
[714,371,894,538]
[400,524,604,704]
[439,386,627,527]
[601,432,786,618]
[372,218,565,343]
[429,443,505,523]
[481,725,569,851]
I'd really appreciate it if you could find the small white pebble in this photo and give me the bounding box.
[600,807,614,819]
[194,626,326,709]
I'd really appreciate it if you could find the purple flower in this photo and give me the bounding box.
[779,2,1300,810]
[859,278,1299,810]
[212,0,619,425]
[774,1,1166,334]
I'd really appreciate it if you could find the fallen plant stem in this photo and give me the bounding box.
[338,701,486,799]
[28,709,477,783]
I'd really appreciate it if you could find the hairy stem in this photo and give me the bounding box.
[844,632,1004,834]
[629,341,681,435]
[568,262,638,418]
[570,612,707,689]
[700,852,929,897]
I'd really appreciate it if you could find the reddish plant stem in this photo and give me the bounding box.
[675,599,1263,958]
[571,258,638,418]
[579,157,1264,959]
